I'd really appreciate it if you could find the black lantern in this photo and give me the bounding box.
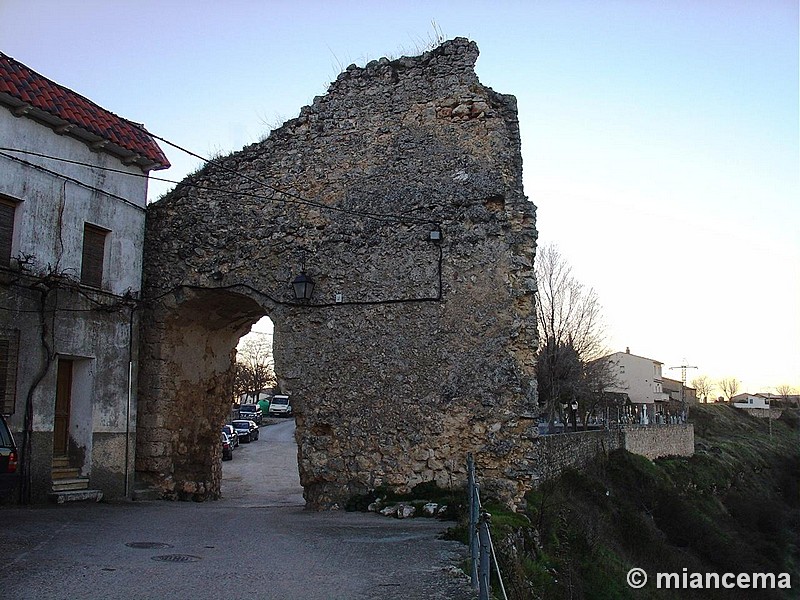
[292,272,315,302]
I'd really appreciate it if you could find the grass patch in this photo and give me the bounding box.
[488,405,800,599]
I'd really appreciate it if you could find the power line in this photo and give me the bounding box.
[146,243,442,308]
[0,146,178,184]
[2,125,446,305]
[0,151,146,213]
[669,362,698,418]
[0,138,438,227]
[134,127,437,225]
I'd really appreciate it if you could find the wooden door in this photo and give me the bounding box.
[54,360,72,457]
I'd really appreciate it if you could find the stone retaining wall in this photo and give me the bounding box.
[620,424,695,460]
[521,424,695,486]
[735,408,783,419]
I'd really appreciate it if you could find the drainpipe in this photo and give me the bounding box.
[124,304,134,498]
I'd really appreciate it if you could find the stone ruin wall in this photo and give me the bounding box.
[137,38,539,507]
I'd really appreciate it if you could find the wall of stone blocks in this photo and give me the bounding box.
[620,424,695,460]
[522,425,695,489]
[735,408,783,420]
[526,430,622,486]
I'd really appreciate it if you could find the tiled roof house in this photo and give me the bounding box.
[0,52,169,171]
[0,53,168,505]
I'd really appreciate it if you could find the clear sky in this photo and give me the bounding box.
[2,1,797,394]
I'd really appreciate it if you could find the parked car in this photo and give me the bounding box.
[0,414,20,498]
[231,419,259,443]
[221,432,233,461]
[238,403,263,424]
[222,424,239,448]
[268,395,292,417]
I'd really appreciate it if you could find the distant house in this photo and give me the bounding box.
[757,393,799,409]
[731,394,770,410]
[662,376,697,411]
[0,53,169,503]
[601,348,671,425]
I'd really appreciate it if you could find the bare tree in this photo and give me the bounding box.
[718,377,740,402]
[233,336,275,403]
[536,244,607,361]
[775,383,797,408]
[691,375,715,403]
[535,244,613,429]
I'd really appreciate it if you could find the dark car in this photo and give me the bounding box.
[231,419,259,443]
[222,424,239,448]
[0,414,19,498]
[221,432,233,461]
[238,403,263,424]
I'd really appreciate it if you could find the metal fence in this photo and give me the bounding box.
[467,453,508,600]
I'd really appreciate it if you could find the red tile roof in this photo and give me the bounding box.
[0,52,170,170]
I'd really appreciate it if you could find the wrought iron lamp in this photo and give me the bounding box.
[292,271,315,302]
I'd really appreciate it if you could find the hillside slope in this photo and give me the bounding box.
[490,405,799,599]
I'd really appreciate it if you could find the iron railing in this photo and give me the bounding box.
[467,453,508,600]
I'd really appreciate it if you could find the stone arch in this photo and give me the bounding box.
[135,287,268,499]
[137,38,539,508]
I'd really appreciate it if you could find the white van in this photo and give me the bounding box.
[268,395,292,417]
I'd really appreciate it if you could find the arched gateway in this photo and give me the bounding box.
[136,38,539,508]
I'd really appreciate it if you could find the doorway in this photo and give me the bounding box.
[54,359,72,458]
[223,316,303,506]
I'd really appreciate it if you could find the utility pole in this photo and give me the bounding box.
[670,362,698,420]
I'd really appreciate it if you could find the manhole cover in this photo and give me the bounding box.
[126,542,174,549]
[151,554,202,563]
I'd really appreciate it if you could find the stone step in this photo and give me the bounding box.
[52,467,81,480]
[49,489,103,504]
[52,478,90,492]
[52,456,70,469]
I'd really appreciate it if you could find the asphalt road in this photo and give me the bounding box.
[220,418,305,507]
[0,419,474,600]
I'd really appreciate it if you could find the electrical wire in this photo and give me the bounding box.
[145,243,442,309]
[2,121,448,307]
[0,146,175,183]
[0,146,440,227]
[0,151,146,213]
[133,126,439,226]
[0,277,136,313]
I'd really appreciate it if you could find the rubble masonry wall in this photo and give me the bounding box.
[137,38,539,507]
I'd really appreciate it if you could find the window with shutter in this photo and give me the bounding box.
[0,198,16,267]
[0,329,19,415]
[81,224,108,288]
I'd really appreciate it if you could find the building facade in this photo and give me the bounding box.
[662,376,697,418]
[603,349,670,424]
[731,393,770,410]
[0,53,168,502]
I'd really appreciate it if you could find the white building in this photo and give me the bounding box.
[0,52,169,503]
[602,348,670,424]
[731,394,770,410]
